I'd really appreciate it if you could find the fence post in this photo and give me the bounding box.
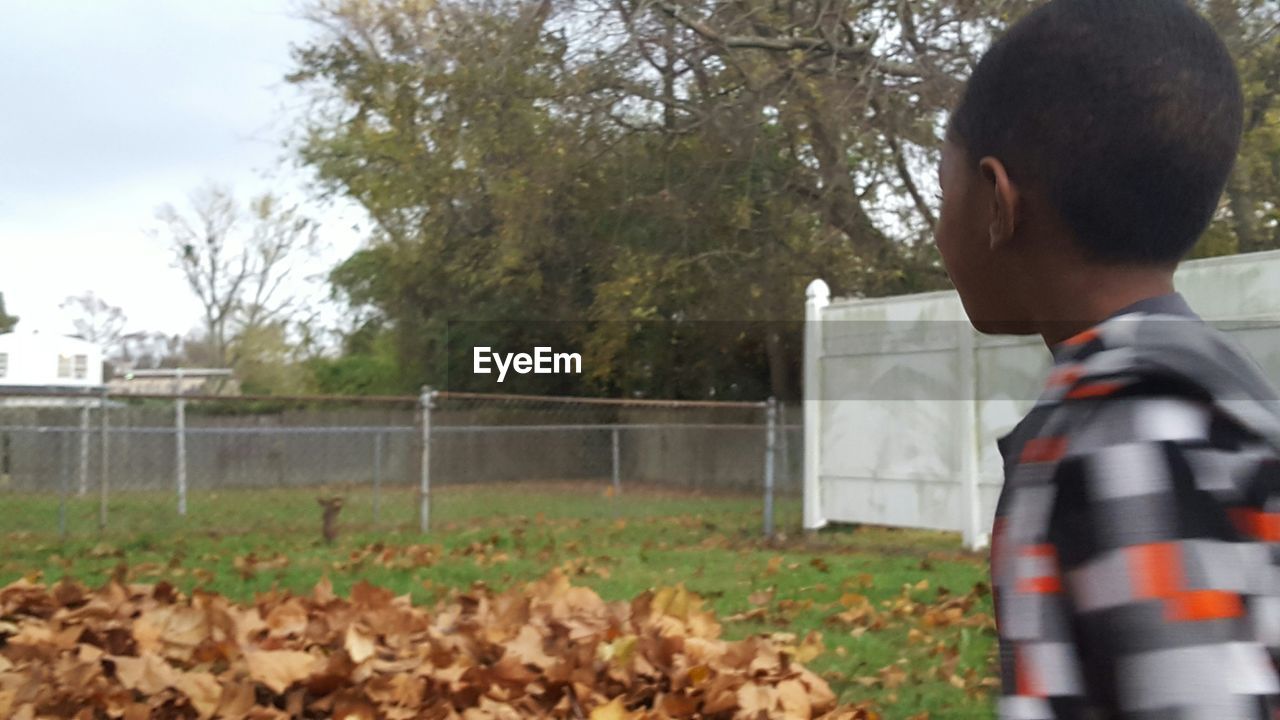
[98,387,109,531]
[803,279,829,533]
[777,402,790,492]
[373,431,383,525]
[764,397,777,538]
[175,368,187,517]
[611,426,621,497]
[59,429,69,539]
[418,387,434,533]
[78,403,90,497]
[957,323,986,551]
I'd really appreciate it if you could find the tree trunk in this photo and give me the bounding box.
[1226,172,1260,253]
[765,326,794,402]
[792,85,896,261]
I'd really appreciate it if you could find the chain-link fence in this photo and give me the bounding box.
[0,388,801,541]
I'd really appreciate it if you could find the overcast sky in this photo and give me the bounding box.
[0,0,366,339]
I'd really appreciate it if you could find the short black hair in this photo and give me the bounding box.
[948,0,1244,265]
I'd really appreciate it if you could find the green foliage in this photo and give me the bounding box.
[1196,0,1280,255]
[233,322,311,396]
[306,354,406,396]
[0,292,18,334]
[287,0,1280,399]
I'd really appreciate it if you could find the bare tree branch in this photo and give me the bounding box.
[157,183,317,369]
[870,99,937,228]
[654,0,924,77]
[60,292,127,351]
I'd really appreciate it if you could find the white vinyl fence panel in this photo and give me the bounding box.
[805,249,1280,549]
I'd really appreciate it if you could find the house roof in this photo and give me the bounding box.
[0,330,100,353]
[120,368,233,379]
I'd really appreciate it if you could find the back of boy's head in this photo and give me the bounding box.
[948,0,1243,265]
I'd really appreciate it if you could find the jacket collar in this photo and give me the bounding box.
[1000,293,1199,463]
[1049,292,1199,364]
[1103,291,1198,320]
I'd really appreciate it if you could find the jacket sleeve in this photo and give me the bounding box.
[1033,390,1280,718]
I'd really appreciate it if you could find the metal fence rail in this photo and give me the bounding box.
[0,389,801,540]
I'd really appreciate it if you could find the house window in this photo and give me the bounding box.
[57,354,71,378]
[0,352,7,378]
[74,354,88,379]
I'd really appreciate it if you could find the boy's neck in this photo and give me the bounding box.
[1028,268,1177,348]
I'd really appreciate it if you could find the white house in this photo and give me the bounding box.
[0,329,103,391]
[0,330,109,493]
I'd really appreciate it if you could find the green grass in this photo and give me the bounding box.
[0,483,997,719]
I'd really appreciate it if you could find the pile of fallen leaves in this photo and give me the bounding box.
[0,571,880,719]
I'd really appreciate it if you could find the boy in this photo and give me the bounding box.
[934,0,1280,717]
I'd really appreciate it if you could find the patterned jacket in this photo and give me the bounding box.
[992,293,1280,719]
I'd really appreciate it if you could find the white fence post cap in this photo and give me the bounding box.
[806,279,830,302]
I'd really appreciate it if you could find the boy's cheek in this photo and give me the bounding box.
[933,209,967,270]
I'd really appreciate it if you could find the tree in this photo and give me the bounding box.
[114,331,184,371]
[305,325,403,396]
[0,293,16,334]
[292,0,610,393]
[154,183,320,384]
[288,0,1280,400]
[60,292,127,352]
[225,321,310,395]
[287,0,988,399]
[1193,0,1280,256]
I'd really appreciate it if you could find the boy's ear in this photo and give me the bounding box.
[978,157,1019,251]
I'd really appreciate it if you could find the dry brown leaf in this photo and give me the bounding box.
[778,678,813,719]
[765,556,784,576]
[345,623,376,664]
[796,631,825,663]
[110,653,179,695]
[738,682,778,715]
[215,681,257,716]
[244,649,321,694]
[313,576,337,604]
[173,670,221,720]
[506,625,556,669]
[589,696,638,720]
[0,568,903,719]
[264,598,309,637]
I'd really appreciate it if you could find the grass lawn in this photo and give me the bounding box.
[0,483,997,719]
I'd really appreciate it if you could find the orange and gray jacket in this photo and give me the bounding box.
[992,292,1280,719]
